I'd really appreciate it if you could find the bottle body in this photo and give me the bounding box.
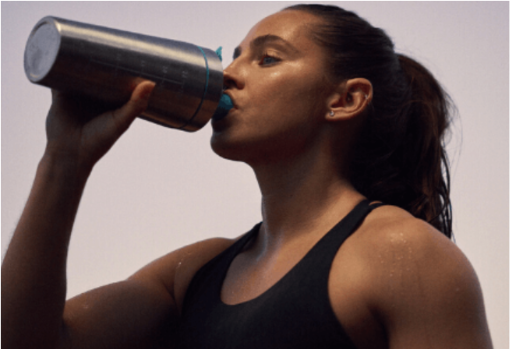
[24,16,224,131]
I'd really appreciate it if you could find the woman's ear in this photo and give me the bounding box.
[326,78,372,121]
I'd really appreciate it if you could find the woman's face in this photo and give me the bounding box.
[210,10,334,164]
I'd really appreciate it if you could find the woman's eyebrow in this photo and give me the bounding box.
[233,34,299,60]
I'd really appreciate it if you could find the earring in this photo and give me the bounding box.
[329,111,335,117]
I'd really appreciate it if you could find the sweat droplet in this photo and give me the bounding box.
[212,93,233,120]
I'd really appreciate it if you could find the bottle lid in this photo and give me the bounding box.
[212,93,233,120]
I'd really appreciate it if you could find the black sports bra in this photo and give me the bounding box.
[176,200,384,349]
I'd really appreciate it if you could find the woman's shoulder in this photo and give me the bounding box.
[334,203,471,286]
[329,204,492,347]
[332,204,491,347]
[364,203,450,243]
[353,203,472,284]
[333,202,481,307]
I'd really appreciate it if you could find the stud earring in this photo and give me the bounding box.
[329,111,335,117]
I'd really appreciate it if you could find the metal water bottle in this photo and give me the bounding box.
[24,16,226,131]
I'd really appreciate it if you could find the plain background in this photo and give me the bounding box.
[2,2,508,348]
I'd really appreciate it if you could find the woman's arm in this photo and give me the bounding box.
[369,213,493,349]
[1,82,163,349]
[59,236,234,349]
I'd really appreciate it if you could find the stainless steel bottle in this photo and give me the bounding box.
[24,16,224,131]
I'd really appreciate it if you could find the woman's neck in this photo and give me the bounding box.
[251,143,364,247]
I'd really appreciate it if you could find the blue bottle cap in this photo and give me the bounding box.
[212,93,233,120]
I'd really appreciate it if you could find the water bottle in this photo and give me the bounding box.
[24,16,232,132]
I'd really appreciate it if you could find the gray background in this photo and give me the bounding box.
[2,2,508,348]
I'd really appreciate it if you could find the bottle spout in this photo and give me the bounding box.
[212,93,233,120]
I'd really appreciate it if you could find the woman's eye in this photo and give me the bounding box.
[260,54,279,65]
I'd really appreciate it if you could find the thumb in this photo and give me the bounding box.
[111,81,156,133]
[128,80,157,115]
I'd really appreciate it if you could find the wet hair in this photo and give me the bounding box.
[286,4,454,238]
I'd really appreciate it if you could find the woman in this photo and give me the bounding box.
[2,4,493,349]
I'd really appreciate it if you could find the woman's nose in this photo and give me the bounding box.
[223,62,245,90]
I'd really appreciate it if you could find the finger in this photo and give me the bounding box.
[50,89,76,103]
[123,80,156,116]
[51,89,68,104]
[111,81,156,132]
[49,89,70,117]
[50,89,81,113]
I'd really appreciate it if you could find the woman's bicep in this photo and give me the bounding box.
[61,236,235,349]
[61,246,186,349]
[63,277,177,349]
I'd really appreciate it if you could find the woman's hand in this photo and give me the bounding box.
[45,81,156,171]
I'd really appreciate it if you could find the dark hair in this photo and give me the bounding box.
[286,4,454,238]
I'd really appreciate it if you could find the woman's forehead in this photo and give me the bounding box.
[239,10,321,50]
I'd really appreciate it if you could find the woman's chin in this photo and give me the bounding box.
[210,133,247,162]
[210,131,270,165]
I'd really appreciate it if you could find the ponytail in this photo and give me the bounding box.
[396,55,452,237]
[286,4,454,238]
